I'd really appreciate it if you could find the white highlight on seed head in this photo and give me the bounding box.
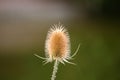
[34,23,80,80]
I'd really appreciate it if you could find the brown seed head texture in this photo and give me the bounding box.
[45,24,70,61]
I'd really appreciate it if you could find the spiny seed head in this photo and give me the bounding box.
[34,23,80,80]
[45,23,70,62]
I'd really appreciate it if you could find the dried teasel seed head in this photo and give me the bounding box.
[45,23,70,62]
[34,23,80,80]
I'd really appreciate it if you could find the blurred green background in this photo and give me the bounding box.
[0,0,120,80]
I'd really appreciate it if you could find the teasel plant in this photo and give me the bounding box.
[34,23,80,80]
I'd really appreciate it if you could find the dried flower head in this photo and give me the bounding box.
[45,24,71,63]
[34,23,80,80]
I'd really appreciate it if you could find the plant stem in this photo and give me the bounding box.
[51,60,59,80]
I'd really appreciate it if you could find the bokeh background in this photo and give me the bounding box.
[0,0,120,80]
